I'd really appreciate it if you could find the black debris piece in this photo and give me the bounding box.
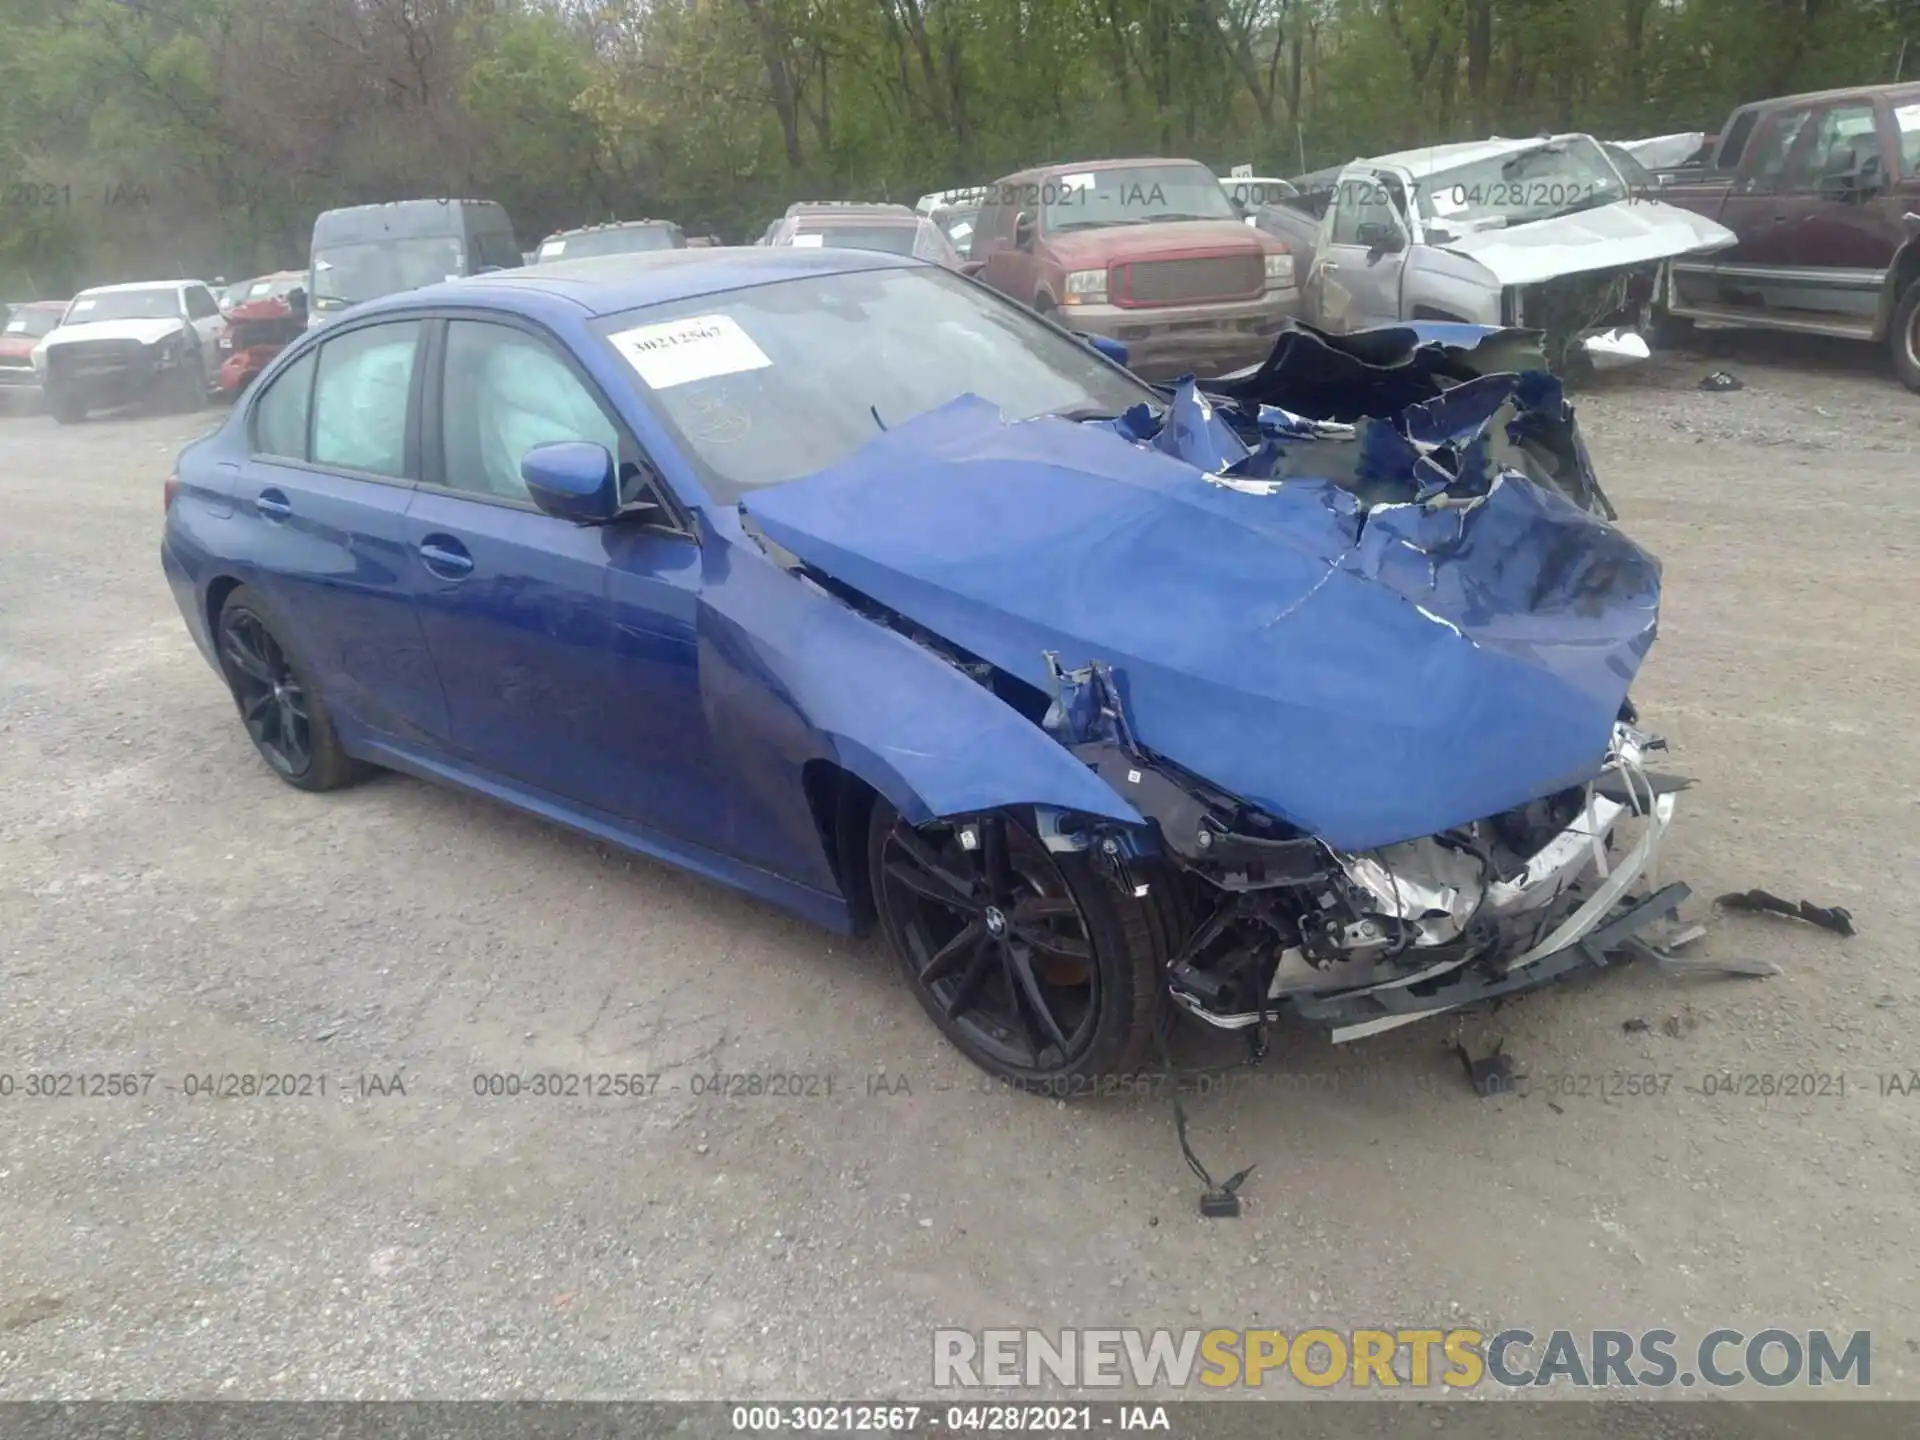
[1622,1017,1652,1033]
[1715,889,1855,937]
[1699,370,1744,392]
[1452,1040,1519,1098]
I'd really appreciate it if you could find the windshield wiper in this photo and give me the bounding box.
[1139,212,1223,222]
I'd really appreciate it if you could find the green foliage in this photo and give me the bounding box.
[1,0,1913,294]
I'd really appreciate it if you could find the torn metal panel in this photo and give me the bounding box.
[1430,200,1736,288]
[741,382,1658,855]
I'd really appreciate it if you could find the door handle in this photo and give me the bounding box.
[417,535,474,579]
[1320,261,1340,272]
[255,488,291,521]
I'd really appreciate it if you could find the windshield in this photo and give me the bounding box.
[1415,136,1627,231]
[538,227,678,261]
[64,288,181,324]
[310,236,464,310]
[1042,163,1238,233]
[5,307,62,338]
[595,266,1158,501]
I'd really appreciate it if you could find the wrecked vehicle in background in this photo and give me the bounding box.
[1257,134,1736,370]
[215,270,309,395]
[164,246,1688,1088]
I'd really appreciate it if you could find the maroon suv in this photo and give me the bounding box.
[967,158,1298,379]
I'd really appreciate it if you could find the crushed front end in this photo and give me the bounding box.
[1047,659,1688,1042]
[743,318,1691,1049]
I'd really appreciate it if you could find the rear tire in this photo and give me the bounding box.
[1890,279,1920,394]
[215,585,370,792]
[867,800,1165,1091]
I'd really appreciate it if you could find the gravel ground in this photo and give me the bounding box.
[0,333,1917,1407]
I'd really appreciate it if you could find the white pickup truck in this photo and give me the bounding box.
[1254,134,1736,365]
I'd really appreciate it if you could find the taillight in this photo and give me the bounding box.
[164,472,181,513]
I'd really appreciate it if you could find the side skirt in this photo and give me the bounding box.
[343,727,856,935]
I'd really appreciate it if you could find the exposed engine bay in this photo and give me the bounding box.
[1505,262,1664,373]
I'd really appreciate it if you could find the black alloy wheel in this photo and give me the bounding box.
[219,604,313,780]
[869,802,1163,1086]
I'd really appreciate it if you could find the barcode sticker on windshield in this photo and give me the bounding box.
[791,233,825,247]
[1896,102,1920,131]
[1059,172,1094,192]
[609,314,773,390]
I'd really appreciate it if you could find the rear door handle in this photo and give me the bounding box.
[417,534,474,579]
[255,488,291,521]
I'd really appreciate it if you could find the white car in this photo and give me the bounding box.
[33,280,226,424]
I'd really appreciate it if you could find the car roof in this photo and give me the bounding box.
[348,245,917,322]
[795,211,919,227]
[1005,157,1215,180]
[1367,135,1593,178]
[1737,81,1920,110]
[546,219,678,239]
[20,298,69,311]
[73,280,198,296]
[785,201,916,218]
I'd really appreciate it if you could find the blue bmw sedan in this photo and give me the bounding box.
[164,246,1686,1088]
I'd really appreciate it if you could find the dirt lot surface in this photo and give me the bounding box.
[1,332,1916,1414]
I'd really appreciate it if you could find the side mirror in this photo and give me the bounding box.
[1358,223,1406,263]
[1014,212,1036,250]
[523,441,620,523]
[1228,193,1249,219]
[1082,333,1129,367]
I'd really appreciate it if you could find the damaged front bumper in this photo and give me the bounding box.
[1139,718,1689,1042]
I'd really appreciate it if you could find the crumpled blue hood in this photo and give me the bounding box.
[741,390,1660,852]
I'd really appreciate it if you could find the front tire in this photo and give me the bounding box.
[215,585,369,792]
[868,800,1165,1089]
[47,387,85,424]
[172,349,208,411]
[1890,279,1920,394]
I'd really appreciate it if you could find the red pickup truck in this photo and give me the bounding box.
[1655,83,1920,390]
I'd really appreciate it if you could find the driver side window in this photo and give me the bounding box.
[1332,177,1401,247]
[438,320,620,504]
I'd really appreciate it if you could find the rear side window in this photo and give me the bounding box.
[185,286,220,320]
[311,320,422,478]
[251,349,317,460]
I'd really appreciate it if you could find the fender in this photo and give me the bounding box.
[698,535,1144,834]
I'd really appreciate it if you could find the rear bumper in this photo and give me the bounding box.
[1058,289,1298,380]
[161,536,219,673]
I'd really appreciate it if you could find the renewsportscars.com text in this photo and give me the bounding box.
[932,1327,1871,1391]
